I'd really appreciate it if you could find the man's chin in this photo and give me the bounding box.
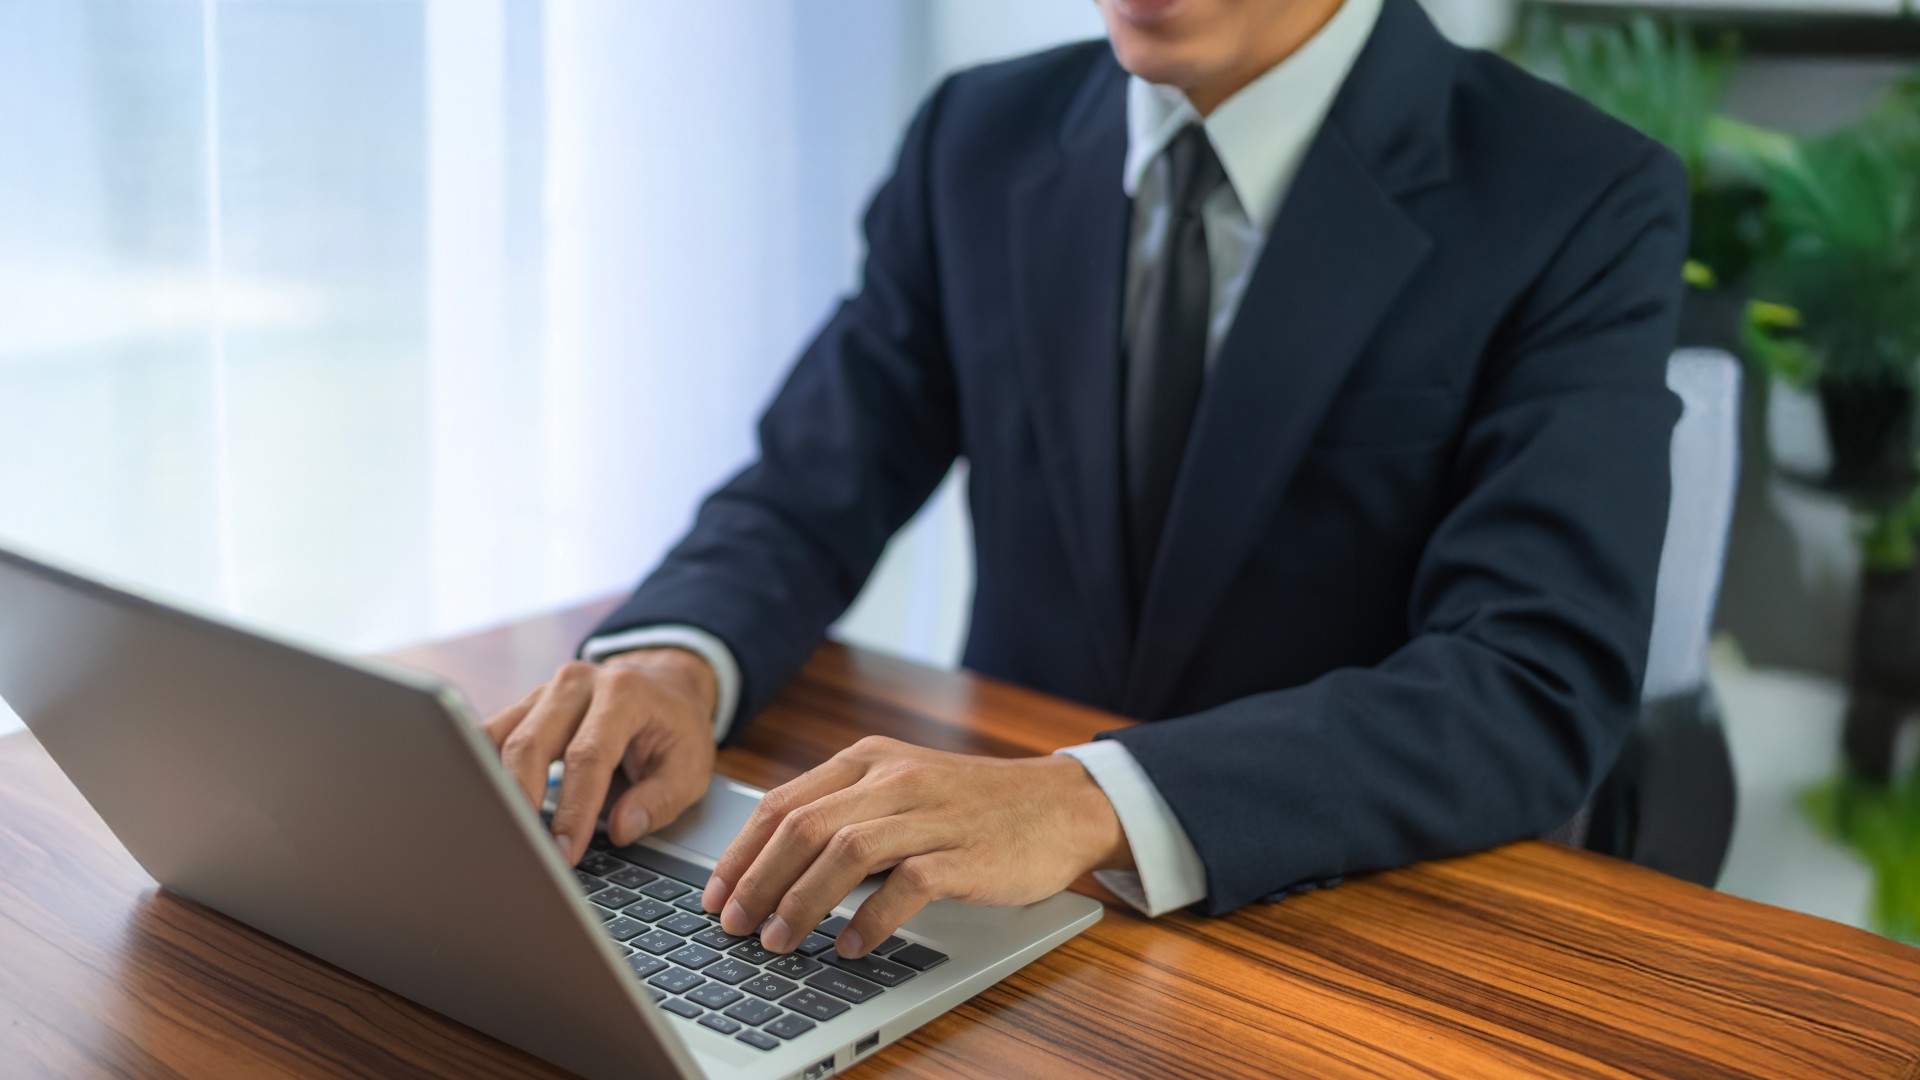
[1108,43,1208,92]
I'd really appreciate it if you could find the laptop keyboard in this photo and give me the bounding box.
[568,830,950,1054]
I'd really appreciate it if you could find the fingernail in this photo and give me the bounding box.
[723,899,751,935]
[619,805,651,842]
[552,833,573,863]
[837,928,864,959]
[761,915,791,952]
[702,874,728,913]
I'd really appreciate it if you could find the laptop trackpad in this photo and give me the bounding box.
[648,774,766,860]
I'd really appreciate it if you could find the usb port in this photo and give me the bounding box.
[856,1031,880,1056]
[802,1057,835,1080]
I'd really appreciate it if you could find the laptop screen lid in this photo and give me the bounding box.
[0,544,698,1080]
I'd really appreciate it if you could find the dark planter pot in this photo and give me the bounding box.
[1820,381,1919,507]
[1843,564,1920,782]
[1772,375,1920,509]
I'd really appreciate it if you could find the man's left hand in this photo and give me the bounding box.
[701,736,1130,958]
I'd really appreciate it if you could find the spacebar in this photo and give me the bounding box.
[607,840,713,888]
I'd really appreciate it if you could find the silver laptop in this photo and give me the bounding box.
[0,544,1102,1080]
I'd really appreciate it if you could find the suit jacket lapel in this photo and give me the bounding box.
[1008,58,1135,700]
[1123,0,1456,717]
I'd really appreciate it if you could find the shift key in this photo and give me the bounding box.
[804,967,885,1004]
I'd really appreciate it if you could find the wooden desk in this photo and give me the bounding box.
[3,600,1918,1079]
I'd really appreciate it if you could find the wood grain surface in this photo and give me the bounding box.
[2,599,1917,1079]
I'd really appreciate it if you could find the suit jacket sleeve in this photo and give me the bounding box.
[586,80,962,734]
[1103,147,1691,915]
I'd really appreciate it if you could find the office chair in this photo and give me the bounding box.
[1551,348,1742,887]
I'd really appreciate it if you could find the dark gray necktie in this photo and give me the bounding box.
[1125,124,1227,607]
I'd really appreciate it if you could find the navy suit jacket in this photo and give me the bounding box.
[592,0,1687,914]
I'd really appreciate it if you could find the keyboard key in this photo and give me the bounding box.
[639,878,691,901]
[703,958,758,986]
[780,989,851,1022]
[735,1029,779,1052]
[686,982,743,1010]
[722,998,782,1026]
[887,943,949,971]
[578,851,626,877]
[622,897,675,922]
[816,915,851,938]
[647,987,666,1002]
[595,908,619,923]
[626,953,667,979]
[648,967,705,995]
[673,892,709,914]
[741,973,799,1001]
[574,870,606,894]
[764,1013,817,1041]
[765,953,822,980]
[697,1012,742,1035]
[795,934,836,957]
[692,925,749,950]
[609,844,714,889]
[804,968,884,1004]
[603,917,648,942]
[660,996,702,1019]
[658,912,710,936]
[634,929,686,955]
[589,885,643,911]
[870,935,908,955]
[666,943,723,970]
[823,952,915,988]
[729,942,776,965]
[604,864,659,891]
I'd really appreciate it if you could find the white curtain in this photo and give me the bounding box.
[0,0,1106,735]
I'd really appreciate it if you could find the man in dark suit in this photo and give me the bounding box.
[484,0,1685,959]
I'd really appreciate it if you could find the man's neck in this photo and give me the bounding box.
[1184,0,1348,116]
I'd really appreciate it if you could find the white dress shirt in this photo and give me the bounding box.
[584,0,1381,918]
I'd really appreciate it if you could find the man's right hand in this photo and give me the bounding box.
[483,648,719,867]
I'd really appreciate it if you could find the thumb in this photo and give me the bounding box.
[607,745,710,846]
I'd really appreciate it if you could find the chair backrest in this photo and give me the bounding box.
[1642,348,1743,702]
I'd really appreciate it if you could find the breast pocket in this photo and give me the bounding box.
[1310,387,1457,450]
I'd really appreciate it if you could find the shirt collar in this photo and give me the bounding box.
[1122,0,1383,233]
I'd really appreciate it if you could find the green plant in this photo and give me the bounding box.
[1748,127,1920,390]
[1739,85,1920,566]
[1802,765,1920,944]
[1516,13,1784,287]
[1862,70,1920,164]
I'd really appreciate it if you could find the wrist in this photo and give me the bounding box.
[1045,754,1133,874]
[604,647,719,723]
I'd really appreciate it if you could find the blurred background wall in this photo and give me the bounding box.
[0,0,1062,686]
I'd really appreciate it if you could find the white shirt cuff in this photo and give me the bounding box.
[581,625,743,744]
[1055,741,1208,916]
